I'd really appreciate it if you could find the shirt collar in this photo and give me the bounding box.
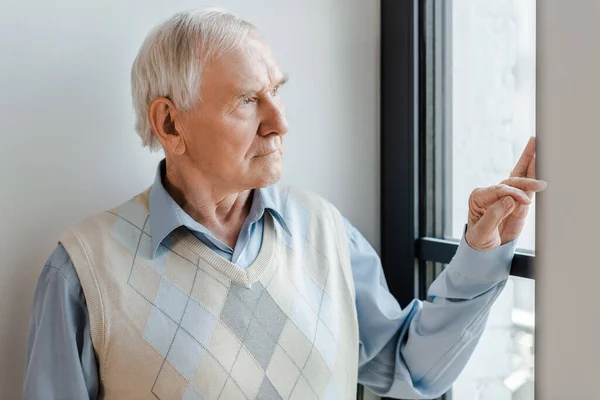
[148,159,291,258]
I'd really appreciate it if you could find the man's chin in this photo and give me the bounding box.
[254,164,283,188]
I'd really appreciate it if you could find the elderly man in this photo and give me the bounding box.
[23,9,546,400]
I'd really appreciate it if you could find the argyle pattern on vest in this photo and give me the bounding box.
[60,185,359,400]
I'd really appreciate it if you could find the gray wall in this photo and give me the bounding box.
[536,1,600,399]
[0,1,380,398]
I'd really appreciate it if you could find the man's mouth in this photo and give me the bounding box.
[257,147,281,157]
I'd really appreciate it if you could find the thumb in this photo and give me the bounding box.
[474,196,516,234]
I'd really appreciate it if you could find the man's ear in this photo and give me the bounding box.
[148,97,186,155]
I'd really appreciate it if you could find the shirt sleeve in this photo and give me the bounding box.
[23,244,100,400]
[345,218,516,399]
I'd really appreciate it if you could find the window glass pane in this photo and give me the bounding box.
[448,1,536,399]
[453,276,535,400]
[447,0,537,252]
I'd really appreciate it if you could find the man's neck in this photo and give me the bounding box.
[163,162,253,249]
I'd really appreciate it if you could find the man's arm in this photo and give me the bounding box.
[345,218,515,399]
[23,244,99,400]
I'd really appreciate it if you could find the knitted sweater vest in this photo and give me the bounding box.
[60,185,359,400]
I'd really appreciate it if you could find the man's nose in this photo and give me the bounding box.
[260,98,289,136]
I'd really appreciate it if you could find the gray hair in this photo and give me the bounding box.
[131,9,256,151]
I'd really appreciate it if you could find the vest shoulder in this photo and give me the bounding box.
[65,191,150,240]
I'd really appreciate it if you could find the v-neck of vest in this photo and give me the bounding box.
[171,211,280,288]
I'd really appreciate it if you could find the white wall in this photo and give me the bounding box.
[0,1,380,398]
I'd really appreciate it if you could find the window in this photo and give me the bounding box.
[380,0,536,399]
[450,0,536,399]
[449,0,537,252]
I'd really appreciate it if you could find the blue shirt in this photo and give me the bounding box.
[23,160,516,399]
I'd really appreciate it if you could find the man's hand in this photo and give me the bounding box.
[465,137,547,251]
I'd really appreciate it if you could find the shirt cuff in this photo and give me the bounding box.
[448,224,517,284]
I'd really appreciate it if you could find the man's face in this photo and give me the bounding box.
[178,35,289,191]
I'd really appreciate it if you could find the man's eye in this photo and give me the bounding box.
[241,97,251,105]
[271,86,279,95]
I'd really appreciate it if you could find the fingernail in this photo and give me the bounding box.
[539,180,548,189]
[504,197,515,208]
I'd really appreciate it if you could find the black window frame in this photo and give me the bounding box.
[380,0,536,398]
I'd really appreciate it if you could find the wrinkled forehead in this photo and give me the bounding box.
[203,35,283,91]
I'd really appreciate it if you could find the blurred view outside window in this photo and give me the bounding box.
[449,0,536,399]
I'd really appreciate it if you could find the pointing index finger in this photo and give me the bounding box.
[511,137,536,178]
